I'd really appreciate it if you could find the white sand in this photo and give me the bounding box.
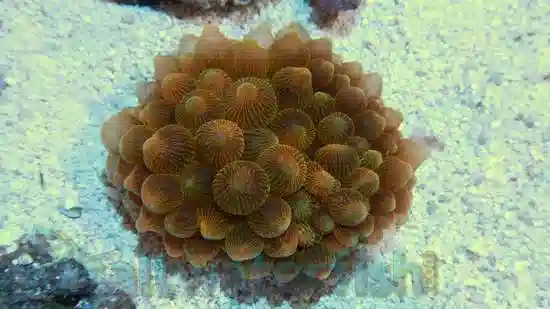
[1,0,549,308]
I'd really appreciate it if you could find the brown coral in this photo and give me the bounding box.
[341,167,380,198]
[322,73,351,97]
[183,236,222,267]
[178,161,215,205]
[269,30,310,74]
[296,244,335,280]
[395,138,432,171]
[247,195,293,238]
[194,119,245,169]
[162,233,185,258]
[164,205,198,238]
[338,61,362,84]
[174,89,225,132]
[335,86,367,117]
[135,207,164,234]
[196,68,232,97]
[142,124,195,174]
[196,203,239,240]
[376,156,413,192]
[314,144,360,181]
[139,99,176,131]
[311,209,335,235]
[307,38,333,62]
[333,226,360,247]
[353,110,386,141]
[273,257,302,284]
[380,107,404,131]
[316,112,355,145]
[356,214,375,242]
[225,77,278,129]
[369,191,396,215]
[272,67,313,110]
[322,233,347,253]
[269,108,316,151]
[242,128,279,161]
[224,223,265,262]
[303,160,341,198]
[324,188,369,227]
[263,222,300,258]
[100,111,141,154]
[212,160,270,216]
[347,135,370,157]
[100,22,426,284]
[119,125,154,164]
[256,144,308,196]
[194,24,234,72]
[357,72,383,99]
[141,174,183,214]
[296,222,317,248]
[308,58,335,90]
[284,189,316,222]
[360,149,383,170]
[230,39,270,78]
[160,73,197,105]
[303,91,336,124]
[121,191,142,222]
[112,155,134,187]
[371,131,399,156]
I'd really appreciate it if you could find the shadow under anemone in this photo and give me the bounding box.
[105,0,278,21]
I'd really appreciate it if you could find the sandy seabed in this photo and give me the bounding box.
[0,0,549,308]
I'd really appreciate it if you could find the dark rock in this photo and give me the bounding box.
[106,0,282,25]
[17,232,54,265]
[96,289,136,309]
[0,65,8,95]
[0,232,98,308]
[309,0,361,11]
[76,285,136,309]
[1,257,97,305]
[0,232,52,271]
[0,73,7,94]
[0,231,137,309]
[6,300,67,309]
[58,206,84,219]
[308,0,363,29]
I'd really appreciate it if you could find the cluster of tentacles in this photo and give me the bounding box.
[100,22,427,283]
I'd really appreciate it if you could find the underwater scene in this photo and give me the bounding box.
[0,0,548,308]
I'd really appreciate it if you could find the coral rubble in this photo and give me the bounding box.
[101,21,428,306]
[0,232,136,309]
[108,0,272,21]
[307,0,363,30]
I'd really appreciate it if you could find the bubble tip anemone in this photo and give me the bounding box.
[100,21,426,304]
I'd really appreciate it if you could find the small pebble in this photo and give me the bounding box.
[58,206,83,219]
[75,300,94,309]
[121,13,135,25]
[0,64,9,93]
[0,74,7,94]
[0,242,18,256]
[12,253,34,265]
